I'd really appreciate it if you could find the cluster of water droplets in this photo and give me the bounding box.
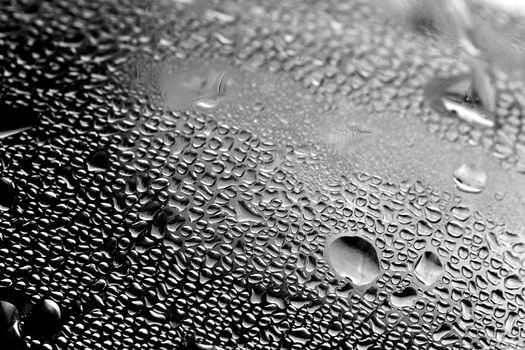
[0,0,524,350]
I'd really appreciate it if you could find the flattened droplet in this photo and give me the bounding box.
[414,251,443,286]
[0,103,37,139]
[504,275,522,290]
[24,299,62,339]
[326,235,380,286]
[160,61,230,110]
[0,300,21,346]
[453,163,487,194]
[442,97,494,128]
[424,75,495,128]
[0,177,15,211]
[390,287,418,308]
[232,200,263,223]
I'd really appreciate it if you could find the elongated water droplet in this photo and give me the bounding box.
[0,177,15,211]
[414,251,443,286]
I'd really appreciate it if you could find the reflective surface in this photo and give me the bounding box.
[1,0,525,349]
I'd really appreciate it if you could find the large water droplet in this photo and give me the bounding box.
[160,61,230,110]
[0,103,37,139]
[0,300,21,347]
[390,287,418,308]
[442,97,494,128]
[326,235,380,286]
[425,75,494,128]
[0,177,15,211]
[453,163,487,194]
[504,275,522,290]
[414,251,443,286]
[24,299,61,339]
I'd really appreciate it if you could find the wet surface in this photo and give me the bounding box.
[0,0,525,349]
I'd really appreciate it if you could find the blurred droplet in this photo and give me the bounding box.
[453,163,487,193]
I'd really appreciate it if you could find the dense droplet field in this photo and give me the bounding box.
[1,0,525,349]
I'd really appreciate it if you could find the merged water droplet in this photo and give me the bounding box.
[504,274,522,290]
[425,75,495,128]
[442,97,494,128]
[0,177,15,211]
[0,103,37,139]
[160,61,230,110]
[326,235,380,286]
[414,251,443,286]
[390,287,418,308]
[453,163,487,194]
[24,299,61,339]
[0,301,21,347]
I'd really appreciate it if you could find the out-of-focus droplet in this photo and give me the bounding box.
[453,163,487,194]
[87,150,111,172]
[414,251,443,286]
[326,235,380,286]
[160,62,230,110]
[442,97,494,128]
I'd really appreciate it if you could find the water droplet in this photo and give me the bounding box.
[504,275,522,290]
[326,235,380,286]
[160,62,230,110]
[0,103,37,139]
[232,200,263,223]
[453,163,487,194]
[414,251,443,286]
[0,300,21,347]
[390,287,418,308]
[442,97,494,128]
[425,76,494,128]
[24,299,61,339]
[0,177,15,211]
[87,150,111,172]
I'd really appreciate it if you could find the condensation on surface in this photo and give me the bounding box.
[0,0,525,350]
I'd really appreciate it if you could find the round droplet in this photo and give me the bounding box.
[390,287,418,308]
[414,251,443,286]
[326,235,380,286]
[24,299,61,338]
[453,163,487,194]
[0,177,15,211]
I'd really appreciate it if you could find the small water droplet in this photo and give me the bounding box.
[326,235,380,286]
[453,163,487,194]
